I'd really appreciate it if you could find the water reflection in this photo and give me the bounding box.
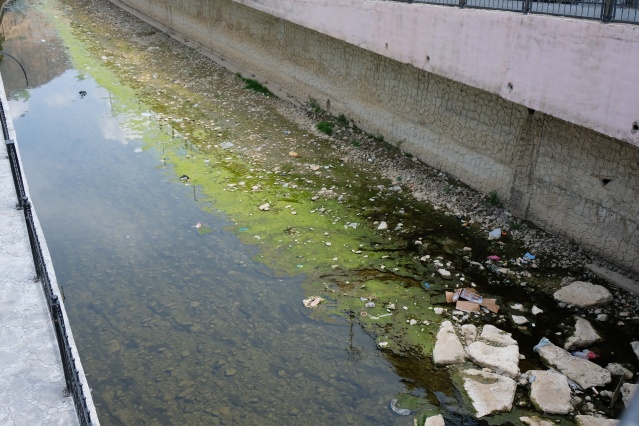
[3,4,412,426]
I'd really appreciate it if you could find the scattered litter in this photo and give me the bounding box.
[523,252,536,261]
[179,175,190,181]
[195,222,202,229]
[378,341,389,348]
[302,296,324,309]
[365,301,376,308]
[446,288,499,313]
[360,297,368,302]
[239,227,249,232]
[422,282,431,290]
[488,228,502,240]
[134,147,143,153]
[487,255,501,261]
[344,222,358,229]
[390,399,411,416]
[572,349,599,360]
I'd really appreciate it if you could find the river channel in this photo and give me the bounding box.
[2,0,636,425]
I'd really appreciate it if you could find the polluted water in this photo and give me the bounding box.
[1,0,637,425]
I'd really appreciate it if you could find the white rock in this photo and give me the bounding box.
[575,415,619,426]
[631,341,639,361]
[596,314,608,322]
[479,324,517,346]
[564,316,602,351]
[437,268,451,278]
[531,306,543,315]
[512,315,529,325]
[433,307,444,315]
[466,341,520,378]
[511,303,525,311]
[621,383,638,407]
[534,338,611,388]
[432,321,465,365]
[377,221,388,230]
[462,369,516,418]
[605,363,633,380]
[528,370,573,414]
[460,324,477,345]
[553,281,613,309]
[259,203,270,211]
[520,416,555,426]
[424,414,445,426]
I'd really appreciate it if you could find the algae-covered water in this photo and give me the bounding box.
[2,0,635,425]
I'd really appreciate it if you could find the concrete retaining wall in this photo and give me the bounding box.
[110,0,639,273]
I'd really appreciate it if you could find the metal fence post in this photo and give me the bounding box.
[51,295,73,393]
[460,0,467,7]
[523,0,531,14]
[602,0,616,22]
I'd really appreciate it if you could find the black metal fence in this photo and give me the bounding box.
[400,0,639,24]
[1,102,95,425]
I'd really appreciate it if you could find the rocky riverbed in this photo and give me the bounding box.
[37,0,639,423]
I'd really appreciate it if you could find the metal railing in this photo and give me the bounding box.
[402,0,639,24]
[1,101,95,425]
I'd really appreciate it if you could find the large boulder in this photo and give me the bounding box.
[575,415,618,426]
[534,338,611,388]
[479,324,517,346]
[424,414,445,426]
[528,370,573,414]
[467,341,520,378]
[553,281,612,309]
[462,369,516,418]
[433,321,465,365]
[564,316,602,351]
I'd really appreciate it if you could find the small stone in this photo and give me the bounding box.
[460,324,477,345]
[437,269,451,278]
[433,307,444,315]
[621,383,638,407]
[424,414,445,426]
[532,306,543,315]
[288,151,298,157]
[409,319,418,325]
[259,203,270,211]
[377,221,388,230]
[225,368,237,377]
[512,315,529,325]
[520,416,555,426]
[596,314,608,322]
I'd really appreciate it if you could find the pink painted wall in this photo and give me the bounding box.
[234,0,639,146]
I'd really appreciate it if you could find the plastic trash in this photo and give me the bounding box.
[422,282,431,290]
[195,222,202,229]
[365,301,376,308]
[572,349,598,360]
[390,399,411,416]
[487,255,501,261]
[523,252,536,261]
[488,228,502,240]
[179,175,190,181]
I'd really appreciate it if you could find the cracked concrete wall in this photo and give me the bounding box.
[112,0,639,272]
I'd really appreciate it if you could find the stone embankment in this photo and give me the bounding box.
[432,280,638,423]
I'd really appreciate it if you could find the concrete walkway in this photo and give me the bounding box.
[0,70,94,424]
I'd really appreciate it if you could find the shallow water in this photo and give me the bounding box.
[1,3,415,425]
